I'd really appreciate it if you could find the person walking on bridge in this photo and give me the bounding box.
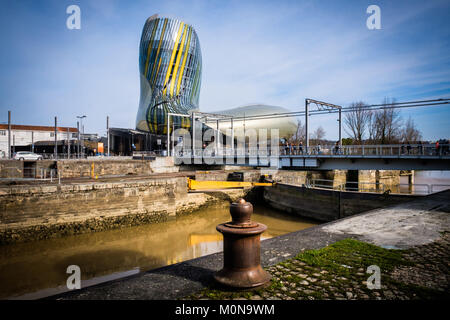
[284,141,290,155]
[334,141,340,155]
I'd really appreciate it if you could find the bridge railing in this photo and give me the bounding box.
[280,143,450,157]
[177,144,449,158]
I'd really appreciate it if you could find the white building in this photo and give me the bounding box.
[0,124,78,158]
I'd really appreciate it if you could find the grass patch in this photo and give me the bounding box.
[295,238,412,275]
[184,238,446,300]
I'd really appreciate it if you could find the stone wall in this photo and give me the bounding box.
[0,157,179,179]
[263,183,419,222]
[56,159,153,178]
[0,160,23,178]
[0,177,247,244]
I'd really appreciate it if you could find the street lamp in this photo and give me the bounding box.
[76,115,87,158]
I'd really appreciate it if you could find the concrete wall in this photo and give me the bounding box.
[0,157,179,179]
[0,177,248,244]
[263,183,419,222]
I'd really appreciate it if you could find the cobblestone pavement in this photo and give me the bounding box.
[185,233,450,300]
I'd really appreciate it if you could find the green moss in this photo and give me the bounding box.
[184,238,447,300]
[295,238,411,274]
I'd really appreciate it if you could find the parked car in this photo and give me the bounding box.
[13,151,43,161]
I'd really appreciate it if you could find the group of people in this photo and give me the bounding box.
[400,140,449,156]
[283,141,304,155]
[282,141,342,155]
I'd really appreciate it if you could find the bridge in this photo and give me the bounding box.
[175,143,450,170]
[168,98,450,171]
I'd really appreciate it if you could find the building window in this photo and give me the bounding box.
[50,132,55,137]
[0,130,6,136]
[72,133,78,138]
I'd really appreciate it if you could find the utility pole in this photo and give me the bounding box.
[77,121,80,159]
[338,108,342,148]
[76,115,86,158]
[191,111,195,158]
[67,127,70,159]
[305,99,309,154]
[8,111,11,159]
[54,117,58,160]
[216,119,219,155]
[107,116,110,156]
[31,131,34,153]
[166,113,170,157]
[231,117,234,155]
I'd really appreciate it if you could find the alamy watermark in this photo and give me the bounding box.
[366,5,381,30]
[366,265,381,289]
[171,127,280,170]
[66,265,81,290]
[66,5,81,30]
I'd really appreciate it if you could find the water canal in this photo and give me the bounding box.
[0,203,318,299]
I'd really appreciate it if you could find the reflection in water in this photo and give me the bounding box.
[0,203,318,299]
[399,170,450,194]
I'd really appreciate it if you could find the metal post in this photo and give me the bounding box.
[82,124,84,158]
[67,127,70,159]
[231,117,234,156]
[107,116,110,156]
[216,119,219,156]
[77,121,80,159]
[8,110,11,159]
[31,131,34,153]
[167,113,170,157]
[172,119,175,157]
[54,116,57,160]
[191,112,195,157]
[13,135,15,155]
[338,108,342,148]
[305,99,309,154]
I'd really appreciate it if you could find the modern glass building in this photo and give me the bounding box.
[136,15,297,141]
[136,15,202,134]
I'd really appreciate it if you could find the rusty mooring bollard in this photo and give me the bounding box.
[214,198,271,288]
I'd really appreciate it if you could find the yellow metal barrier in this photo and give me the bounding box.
[187,178,274,190]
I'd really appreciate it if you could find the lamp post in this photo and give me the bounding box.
[76,115,86,158]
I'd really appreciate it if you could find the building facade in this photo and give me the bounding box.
[136,15,202,135]
[0,124,78,158]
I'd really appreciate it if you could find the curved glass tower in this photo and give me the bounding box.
[136,15,202,134]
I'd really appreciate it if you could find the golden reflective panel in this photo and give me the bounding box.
[0,204,317,299]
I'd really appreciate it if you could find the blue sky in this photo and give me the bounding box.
[0,0,449,140]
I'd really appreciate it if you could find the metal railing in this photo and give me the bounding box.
[307,178,386,193]
[174,144,450,158]
[0,167,60,182]
[304,178,450,195]
[279,143,450,157]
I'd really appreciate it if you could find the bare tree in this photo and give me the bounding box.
[311,126,326,144]
[344,101,372,143]
[401,116,422,142]
[373,98,402,144]
[367,110,377,143]
[290,119,305,144]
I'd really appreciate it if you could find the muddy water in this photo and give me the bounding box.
[0,203,318,300]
